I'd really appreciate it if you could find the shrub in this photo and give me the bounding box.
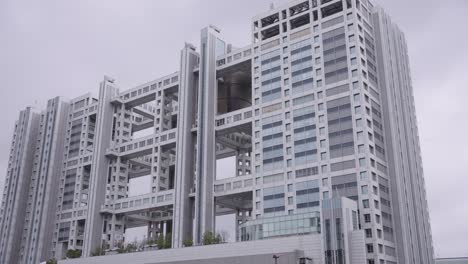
[46,259,57,264]
[66,249,82,258]
[125,243,137,252]
[202,231,216,245]
[182,239,193,247]
[164,233,172,249]
[156,234,165,249]
[91,247,104,256]
[202,231,225,245]
[147,239,157,246]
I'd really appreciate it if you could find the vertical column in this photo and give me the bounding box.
[235,209,249,242]
[83,77,119,257]
[194,26,223,244]
[173,43,199,247]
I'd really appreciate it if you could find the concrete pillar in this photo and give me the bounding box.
[83,77,119,256]
[172,43,199,248]
[193,25,223,245]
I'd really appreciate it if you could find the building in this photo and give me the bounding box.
[19,97,70,264]
[0,0,434,263]
[51,94,99,258]
[0,97,70,264]
[0,107,41,264]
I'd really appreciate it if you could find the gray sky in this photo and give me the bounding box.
[1,0,467,258]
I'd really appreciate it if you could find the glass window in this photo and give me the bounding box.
[355,106,361,114]
[357,131,363,141]
[358,144,364,153]
[354,93,360,102]
[323,191,329,199]
[361,185,368,194]
[367,244,374,253]
[356,118,363,127]
[322,178,328,186]
[359,158,366,167]
[360,171,368,180]
[364,214,371,223]
[321,165,327,173]
[365,228,372,238]
[374,200,380,209]
[352,81,359,89]
[363,199,369,208]
[314,35,320,43]
[320,139,326,148]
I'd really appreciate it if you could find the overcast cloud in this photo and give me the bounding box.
[0,0,467,258]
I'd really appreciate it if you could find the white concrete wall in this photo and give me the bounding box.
[349,230,366,264]
[59,235,323,264]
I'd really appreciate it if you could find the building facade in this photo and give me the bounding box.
[0,0,434,264]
